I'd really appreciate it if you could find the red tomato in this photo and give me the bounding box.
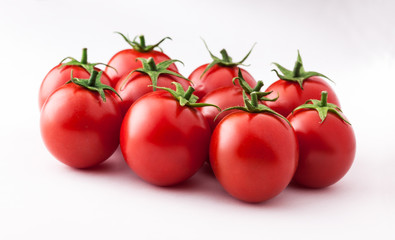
[40,72,122,168]
[188,41,256,99]
[199,86,244,131]
[115,58,190,116]
[210,111,298,203]
[264,76,340,117]
[189,65,255,99]
[105,33,177,86]
[264,51,340,117]
[199,69,276,131]
[287,92,356,188]
[38,48,112,110]
[120,90,211,186]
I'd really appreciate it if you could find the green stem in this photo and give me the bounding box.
[184,86,195,100]
[293,60,302,77]
[320,91,328,107]
[81,48,88,64]
[139,35,146,49]
[251,92,258,107]
[88,70,99,86]
[220,49,231,62]
[252,81,264,92]
[147,58,157,71]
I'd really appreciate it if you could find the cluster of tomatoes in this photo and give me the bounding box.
[39,33,356,203]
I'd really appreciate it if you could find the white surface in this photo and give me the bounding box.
[1,0,395,239]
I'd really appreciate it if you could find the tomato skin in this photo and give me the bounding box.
[210,112,298,203]
[105,49,178,86]
[264,76,340,117]
[40,84,122,168]
[120,91,211,186]
[287,110,356,188]
[198,86,245,131]
[38,64,112,110]
[188,64,256,99]
[115,72,191,116]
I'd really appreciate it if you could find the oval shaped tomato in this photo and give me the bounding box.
[189,64,255,100]
[40,78,122,168]
[115,71,190,116]
[105,33,177,86]
[38,49,112,110]
[120,91,211,186]
[114,58,190,116]
[287,94,356,188]
[264,76,340,117]
[210,111,298,203]
[188,41,256,99]
[264,51,340,117]
[199,86,244,131]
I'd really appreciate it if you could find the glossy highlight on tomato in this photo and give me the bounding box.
[120,90,211,186]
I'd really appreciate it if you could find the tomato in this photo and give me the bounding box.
[199,69,276,131]
[188,41,256,99]
[38,48,112,110]
[210,92,298,203]
[115,58,191,116]
[40,71,122,168]
[120,84,213,186]
[105,33,177,86]
[264,51,340,117]
[287,91,356,188]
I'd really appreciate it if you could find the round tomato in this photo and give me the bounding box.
[38,48,112,110]
[188,41,256,99]
[105,33,177,86]
[287,91,356,188]
[120,84,212,186]
[210,93,298,203]
[115,58,190,116]
[40,71,122,168]
[199,69,276,131]
[264,51,340,117]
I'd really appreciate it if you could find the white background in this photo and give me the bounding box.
[1,0,395,239]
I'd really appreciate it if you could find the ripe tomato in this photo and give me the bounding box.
[199,69,276,131]
[105,33,177,86]
[120,84,213,186]
[264,51,340,117]
[188,41,256,99]
[287,91,356,188]
[38,48,112,110]
[115,58,190,116]
[210,92,298,203]
[40,71,122,168]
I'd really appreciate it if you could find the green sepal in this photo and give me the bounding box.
[272,50,333,90]
[215,91,289,125]
[120,57,189,91]
[59,48,117,74]
[200,39,256,78]
[115,32,171,52]
[67,70,122,102]
[292,91,350,125]
[232,68,279,102]
[153,82,221,110]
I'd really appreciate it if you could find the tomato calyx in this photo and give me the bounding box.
[217,90,290,125]
[59,48,116,74]
[293,91,350,124]
[232,68,279,102]
[200,39,256,78]
[115,32,171,52]
[154,82,221,110]
[67,70,122,102]
[120,57,189,91]
[272,50,333,90]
